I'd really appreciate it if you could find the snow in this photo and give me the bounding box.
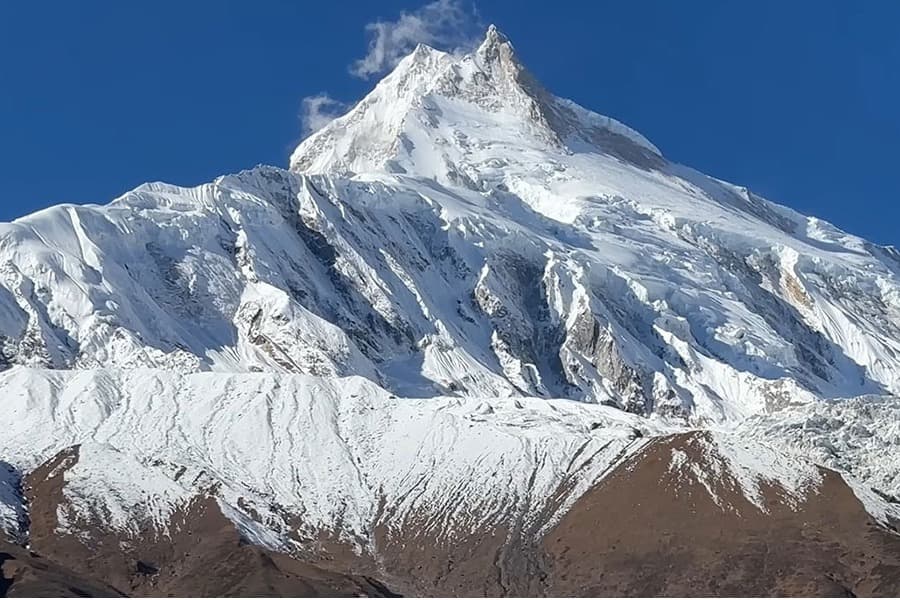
[733,395,900,510]
[0,461,26,543]
[0,26,899,543]
[0,367,658,548]
[54,442,194,538]
[665,433,823,514]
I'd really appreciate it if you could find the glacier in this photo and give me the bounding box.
[1,26,899,551]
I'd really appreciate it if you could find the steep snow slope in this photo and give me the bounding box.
[0,460,26,543]
[291,27,900,414]
[3,30,900,422]
[1,26,900,551]
[2,366,896,554]
[0,367,655,549]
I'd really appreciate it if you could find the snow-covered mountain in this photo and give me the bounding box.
[1,26,899,596]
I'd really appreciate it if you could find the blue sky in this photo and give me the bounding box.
[1,1,898,245]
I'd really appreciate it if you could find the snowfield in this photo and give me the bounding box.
[0,367,657,547]
[1,366,897,550]
[1,26,899,546]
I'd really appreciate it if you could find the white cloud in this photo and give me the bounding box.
[300,93,347,137]
[350,0,480,79]
[298,1,481,140]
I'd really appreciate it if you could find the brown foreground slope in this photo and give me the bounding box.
[19,446,395,597]
[1,540,122,597]
[543,432,900,596]
[6,432,900,597]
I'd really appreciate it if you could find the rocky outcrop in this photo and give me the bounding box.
[543,432,900,596]
[18,447,395,598]
[3,23,900,599]
[0,541,122,597]
[5,434,898,597]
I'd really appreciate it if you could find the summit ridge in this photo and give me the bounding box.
[1,25,899,597]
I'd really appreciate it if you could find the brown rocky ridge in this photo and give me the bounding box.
[3,432,898,597]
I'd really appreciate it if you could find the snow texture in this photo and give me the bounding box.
[0,367,655,548]
[666,433,824,514]
[1,26,899,544]
[0,461,26,543]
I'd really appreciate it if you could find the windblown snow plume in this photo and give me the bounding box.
[350,0,481,78]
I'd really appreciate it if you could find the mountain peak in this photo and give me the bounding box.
[409,41,446,64]
[478,24,512,55]
[290,25,663,177]
[474,24,523,80]
[7,21,900,592]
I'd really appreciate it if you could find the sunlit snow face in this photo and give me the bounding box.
[1,27,900,559]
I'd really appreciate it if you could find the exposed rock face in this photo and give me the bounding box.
[3,24,900,598]
[19,447,395,598]
[0,541,122,598]
[544,433,900,596]
[1,28,900,418]
[5,434,899,597]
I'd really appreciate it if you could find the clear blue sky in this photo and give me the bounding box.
[1,1,898,245]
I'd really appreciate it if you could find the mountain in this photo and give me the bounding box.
[0,26,898,596]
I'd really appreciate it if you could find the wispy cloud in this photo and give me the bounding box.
[300,93,348,137]
[350,0,481,79]
[297,1,480,141]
